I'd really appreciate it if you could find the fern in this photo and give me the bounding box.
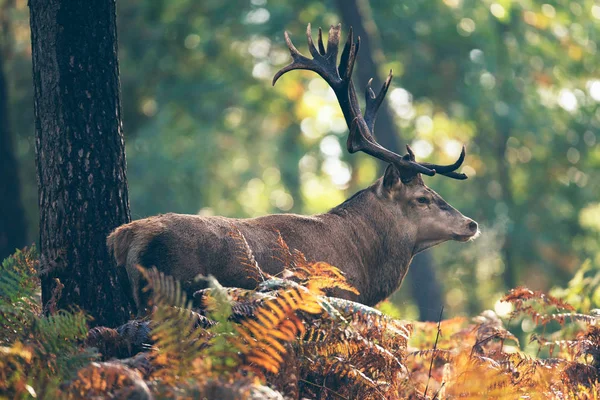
[274,232,359,297]
[202,275,244,373]
[228,225,269,283]
[0,247,40,344]
[66,361,151,399]
[34,310,97,381]
[0,248,102,398]
[236,286,323,374]
[140,267,211,380]
[502,286,576,314]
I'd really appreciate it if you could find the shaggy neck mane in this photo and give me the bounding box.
[328,188,372,217]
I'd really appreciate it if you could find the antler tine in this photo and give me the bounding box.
[419,146,468,179]
[439,171,468,179]
[364,71,393,134]
[405,145,467,180]
[306,23,323,59]
[317,27,326,55]
[338,26,358,82]
[406,144,416,160]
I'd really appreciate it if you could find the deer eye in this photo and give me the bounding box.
[417,196,429,204]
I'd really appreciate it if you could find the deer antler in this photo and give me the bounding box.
[273,24,467,180]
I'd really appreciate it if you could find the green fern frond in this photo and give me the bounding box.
[34,310,98,380]
[202,275,244,373]
[140,267,211,378]
[0,247,40,344]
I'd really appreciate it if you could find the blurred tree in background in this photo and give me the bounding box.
[3,0,599,321]
[0,0,28,261]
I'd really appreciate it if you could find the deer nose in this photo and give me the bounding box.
[467,220,478,232]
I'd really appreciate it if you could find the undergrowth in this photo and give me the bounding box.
[1,239,599,399]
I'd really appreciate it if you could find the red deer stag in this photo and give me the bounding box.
[108,24,479,313]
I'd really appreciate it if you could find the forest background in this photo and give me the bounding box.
[1,0,599,324]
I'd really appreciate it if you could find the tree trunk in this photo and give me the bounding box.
[29,0,133,326]
[405,253,443,321]
[334,0,443,321]
[0,43,28,261]
[493,18,519,290]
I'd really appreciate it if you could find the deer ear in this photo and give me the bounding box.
[382,164,402,190]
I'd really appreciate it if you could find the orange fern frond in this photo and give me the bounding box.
[236,287,323,374]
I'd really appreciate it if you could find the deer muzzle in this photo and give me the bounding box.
[453,218,479,242]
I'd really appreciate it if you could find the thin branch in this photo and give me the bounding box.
[424,306,444,398]
[432,381,446,400]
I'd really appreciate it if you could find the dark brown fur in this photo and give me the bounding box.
[107,170,478,312]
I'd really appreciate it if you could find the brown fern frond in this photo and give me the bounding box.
[85,327,125,359]
[324,296,411,343]
[502,287,575,312]
[66,362,151,399]
[272,231,308,272]
[228,225,270,283]
[408,348,454,363]
[302,354,398,400]
[510,305,597,327]
[579,325,600,370]
[329,357,383,393]
[530,334,598,361]
[471,311,519,354]
[302,335,403,373]
[272,231,295,269]
[562,361,599,389]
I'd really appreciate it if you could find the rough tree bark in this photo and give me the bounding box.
[0,41,28,261]
[29,0,134,326]
[335,0,444,321]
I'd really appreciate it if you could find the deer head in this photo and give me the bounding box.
[273,24,479,255]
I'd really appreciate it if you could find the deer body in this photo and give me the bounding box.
[109,186,414,309]
[109,24,479,313]
[109,175,476,312]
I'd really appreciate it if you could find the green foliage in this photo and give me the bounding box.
[0,246,39,344]
[34,311,97,380]
[552,259,600,313]
[141,267,212,380]
[0,249,97,399]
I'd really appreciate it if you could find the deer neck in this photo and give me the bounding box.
[325,189,417,305]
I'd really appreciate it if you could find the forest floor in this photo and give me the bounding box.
[2,246,599,399]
